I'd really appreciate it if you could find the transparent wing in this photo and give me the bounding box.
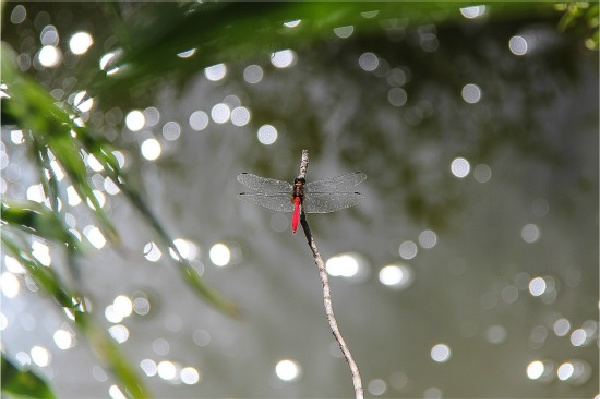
[237,173,292,193]
[304,172,367,192]
[238,192,294,213]
[303,192,365,213]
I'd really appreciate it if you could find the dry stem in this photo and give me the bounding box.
[298,150,363,399]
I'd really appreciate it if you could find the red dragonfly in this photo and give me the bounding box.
[237,172,367,234]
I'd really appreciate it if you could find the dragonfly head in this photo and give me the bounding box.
[294,177,305,185]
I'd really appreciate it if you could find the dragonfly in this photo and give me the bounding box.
[237,172,367,234]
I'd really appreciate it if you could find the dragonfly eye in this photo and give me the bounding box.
[295,177,306,185]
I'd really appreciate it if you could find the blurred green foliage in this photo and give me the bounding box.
[557,2,600,50]
[1,354,56,399]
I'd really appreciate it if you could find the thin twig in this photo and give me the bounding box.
[298,150,363,399]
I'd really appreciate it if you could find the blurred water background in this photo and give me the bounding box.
[1,2,598,398]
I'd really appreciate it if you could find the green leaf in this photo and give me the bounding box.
[0,232,151,399]
[2,42,239,316]
[1,201,81,250]
[1,354,56,399]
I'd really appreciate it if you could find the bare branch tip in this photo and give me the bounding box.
[299,150,309,179]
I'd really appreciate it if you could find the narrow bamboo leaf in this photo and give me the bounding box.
[1,232,76,308]
[1,201,81,250]
[117,182,241,318]
[0,232,151,399]
[1,354,56,399]
[3,44,238,317]
[1,48,119,243]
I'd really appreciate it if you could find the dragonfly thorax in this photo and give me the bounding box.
[291,177,306,203]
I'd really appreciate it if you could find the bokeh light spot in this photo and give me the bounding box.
[177,48,196,58]
[38,45,61,68]
[31,345,50,367]
[209,243,231,267]
[143,242,162,262]
[486,325,507,344]
[32,240,51,266]
[231,106,251,126]
[15,352,31,367]
[162,121,181,141]
[451,157,470,178]
[521,223,540,243]
[204,63,227,81]
[387,88,408,106]
[92,366,108,382]
[69,31,93,55]
[153,338,170,356]
[430,343,451,362]
[334,26,354,39]
[271,50,295,68]
[11,129,24,144]
[180,367,201,384]
[423,387,443,399]
[211,103,231,124]
[527,360,544,380]
[275,359,301,381]
[5,256,25,274]
[125,110,145,131]
[113,295,133,318]
[53,329,73,349]
[243,65,263,83]
[82,225,106,249]
[193,329,211,347]
[105,305,122,324]
[418,230,437,248]
[398,240,418,260]
[109,385,125,399]
[368,379,387,396]
[358,52,379,71]
[460,5,486,19]
[462,83,482,104]
[172,239,198,261]
[257,124,278,145]
[500,285,519,304]
[67,186,82,205]
[509,35,528,55]
[528,277,546,297]
[325,255,359,277]
[141,138,161,161]
[133,296,150,316]
[10,5,27,24]
[283,19,301,28]
[473,164,492,183]
[553,318,571,336]
[157,360,177,380]
[26,184,45,203]
[556,360,591,384]
[140,359,157,377]
[570,329,587,347]
[1,272,20,298]
[190,111,209,131]
[99,51,119,70]
[86,153,104,172]
[108,324,130,344]
[379,264,414,289]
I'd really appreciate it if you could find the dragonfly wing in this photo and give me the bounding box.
[237,173,292,193]
[303,192,365,213]
[238,192,295,212]
[304,172,367,192]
